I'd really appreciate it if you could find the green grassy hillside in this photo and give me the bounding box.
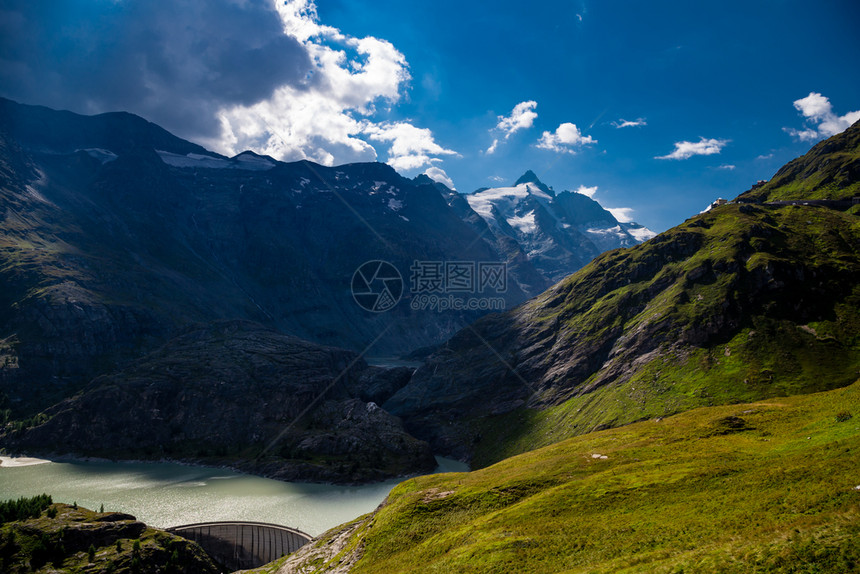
[467,201,860,466]
[268,378,860,573]
[738,119,860,202]
[385,196,860,466]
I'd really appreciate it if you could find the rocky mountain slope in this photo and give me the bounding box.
[1,320,436,483]
[263,377,860,573]
[0,497,219,574]
[0,98,646,418]
[383,121,860,464]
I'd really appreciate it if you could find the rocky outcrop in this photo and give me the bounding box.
[1,321,436,483]
[0,502,220,574]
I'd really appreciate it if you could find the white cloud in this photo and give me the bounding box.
[496,101,538,138]
[363,121,458,171]
[486,101,538,154]
[656,137,728,160]
[424,166,456,190]
[783,127,820,142]
[208,0,454,171]
[612,118,647,128]
[784,92,860,142]
[607,207,635,223]
[756,153,774,160]
[536,122,596,154]
[794,92,831,119]
[718,164,736,170]
[574,184,598,198]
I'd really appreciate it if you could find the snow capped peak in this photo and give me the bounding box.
[463,173,653,269]
[514,170,554,197]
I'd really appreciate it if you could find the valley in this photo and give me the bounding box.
[0,98,857,573]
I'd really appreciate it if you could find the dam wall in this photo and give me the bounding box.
[168,521,312,570]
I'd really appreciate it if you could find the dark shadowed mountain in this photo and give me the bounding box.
[3,320,436,483]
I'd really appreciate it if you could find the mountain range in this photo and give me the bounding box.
[0,97,648,419]
[0,95,858,572]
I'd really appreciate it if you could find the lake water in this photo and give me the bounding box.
[0,456,467,536]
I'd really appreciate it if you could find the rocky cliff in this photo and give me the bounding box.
[1,321,436,483]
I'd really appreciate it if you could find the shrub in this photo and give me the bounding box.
[0,494,53,524]
[835,410,853,422]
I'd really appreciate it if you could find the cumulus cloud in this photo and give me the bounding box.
[486,101,538,154]
[215,1,457,169]
[656,137,728,160]
[574,185,598,198]
[363,122,458,170]
[424,166,456,190]
[612,118,647,128]
[0,0,455,171]
[496,101,538,138]
[536,122,596,154]
[783,92,860,142]
[607,207,635,223]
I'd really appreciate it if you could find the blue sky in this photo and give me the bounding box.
[1,0,858,231]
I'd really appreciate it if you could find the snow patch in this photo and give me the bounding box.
[586,225,627,239]
[507,211,537,234]
[466,184,531,228]
[233,152,276,170]
[625,225,657,242]
[80,148,118,164]
[157,150,275,170]
[157,150,231,169]
[388,198,404,211]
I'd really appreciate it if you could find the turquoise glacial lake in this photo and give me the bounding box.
[0,456,467,536]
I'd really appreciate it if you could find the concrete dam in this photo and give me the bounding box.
[168,521,313,570]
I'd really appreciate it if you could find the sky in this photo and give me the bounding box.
[1,0,858,232]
